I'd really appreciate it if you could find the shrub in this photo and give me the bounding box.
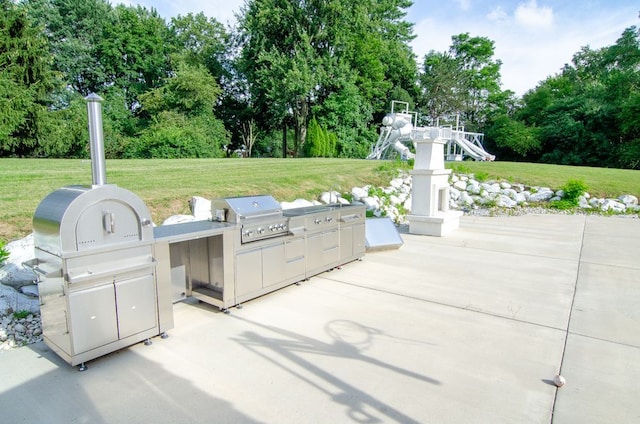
[474,171,490,182]
[0,240,9,266]
[550,179,588,209]
[562,179,588,202]
[13,310,30,320]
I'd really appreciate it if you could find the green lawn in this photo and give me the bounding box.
[0,158,393,241]
[1,158,638,242]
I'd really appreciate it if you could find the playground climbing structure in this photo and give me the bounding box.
[367,101,495,162]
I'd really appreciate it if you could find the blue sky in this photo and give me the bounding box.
[120,0,638,95]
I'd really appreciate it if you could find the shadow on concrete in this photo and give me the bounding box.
[0,341,263,423]
[230,315,440,424]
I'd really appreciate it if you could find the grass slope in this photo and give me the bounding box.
[0,158,393,242]
[1,158,638,242]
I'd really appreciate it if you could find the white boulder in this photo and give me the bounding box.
[496,195,517,208]
[453,180,467,191]
[162,215,196,225]
[600,199,626,213]
[351,186,368,201]
[528,189,554,202]
[281,199,314,209]
[618,194,638,207]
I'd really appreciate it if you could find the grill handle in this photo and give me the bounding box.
[103,211,116,233]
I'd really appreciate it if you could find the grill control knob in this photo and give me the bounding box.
[269,225,275,232]
[314,219,321,224]
[258,227,265,234]
[326,217,333,223]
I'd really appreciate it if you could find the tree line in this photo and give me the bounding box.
[1,0,639,169]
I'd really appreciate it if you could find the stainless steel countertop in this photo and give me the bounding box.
[153,220,236,243]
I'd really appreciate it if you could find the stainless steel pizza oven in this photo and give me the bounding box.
[27,94,173,370]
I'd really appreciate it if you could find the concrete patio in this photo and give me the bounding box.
[0,214,638,423]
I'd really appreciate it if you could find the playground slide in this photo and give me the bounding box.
[368,120,415,160]
[451,134,495,161]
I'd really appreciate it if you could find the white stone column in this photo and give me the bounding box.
[407,131,462,237]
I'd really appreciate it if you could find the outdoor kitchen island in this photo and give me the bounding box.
[153,197,365,312]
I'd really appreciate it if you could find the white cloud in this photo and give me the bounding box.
[410,1,637,95]
[487,6,508,22]
[514,0,554,29]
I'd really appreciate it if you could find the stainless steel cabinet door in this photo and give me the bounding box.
[115,273,157,339]
[69,283,118,354]
[262,243,285,287]
[236,249,262,296]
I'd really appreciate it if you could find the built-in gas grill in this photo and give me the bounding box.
[212,195,290,243]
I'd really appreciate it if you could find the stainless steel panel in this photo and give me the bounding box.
[38,275,71,355]
[324,228,339,248]
[69,283,118,354]
[285,257,305,279]
[170,265,187,301]
[75,199,141,251]
[285,238,304,260]
[212,195,282,223]
[365,217,404,251]
[65,245,154,284]
[115,273,157,339]
[353,223,366,257]
[208,235,225,292]
[236,249,262,296]
[33,184,153,256]
[339,223,365,262]
[340,226,353,260]
[262,243,285,287]
[189,238,210,287]
[306,232,324,271]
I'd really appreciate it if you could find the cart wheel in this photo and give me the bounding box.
[236,304,243,309]
[144,338,153,346]
[160,332,169,339]
[78,363,87,372]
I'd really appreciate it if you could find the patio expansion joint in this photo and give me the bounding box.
[550,214,587,423]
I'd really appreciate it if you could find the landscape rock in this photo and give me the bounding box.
[351,187,368,201]
[453,180,467,191]
[190,196,212,220]
[601,199,626,213]
[362,196,380,210]
[20,284,39,297]
[162,214,195,225]
[459,191,474,206]
[578,197,592,209]
[528,189,554,202]
[318,191,341,204]
[496,195,517,208]
[0,234,36,291]
[281,198,314,209]
[618,194,638,207]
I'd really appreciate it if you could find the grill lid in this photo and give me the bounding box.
[212,195,282,224]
